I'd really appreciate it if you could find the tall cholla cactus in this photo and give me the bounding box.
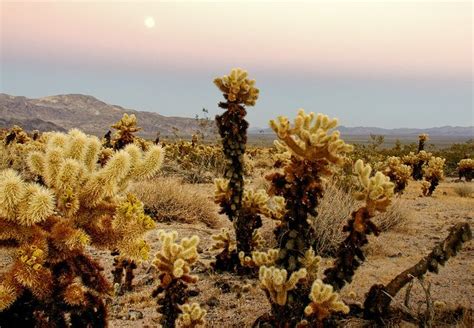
[376,156,412,194]
[111,113,141,150]
[457,158,473,181]
[0,129,163,327]
[411,134,429,180]
[255,110,353,326]
[324,160,394,290]
[151,230,204,328]
[212,68,262,271]
[421,156,445,196]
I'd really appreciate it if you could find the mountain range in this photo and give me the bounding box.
[1,93,472,138]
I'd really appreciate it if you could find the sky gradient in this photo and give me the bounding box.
[1,1,472,129]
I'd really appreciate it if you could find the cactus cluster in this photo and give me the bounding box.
[421,156,445,196]
[0,128,163,326]
[457,158,473,181]
[151,230,204,328]
[376,156,412,193]
[253,109,353,326]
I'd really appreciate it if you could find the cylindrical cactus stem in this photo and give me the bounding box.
[215,102,248,222]
[363,222,472,319]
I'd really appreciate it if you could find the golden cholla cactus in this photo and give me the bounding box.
[299,248,321,282]
[152,230,202,328]
[304,279,349,322]
[421,156,446,196]
[259,266,307,306]
[324,160,394,290]
[153,230,200,285]
[239,249,279,268]
[380,156,412,194]
[111,113,141,150]
[419,133,429,143]
[177,303,207,328]
[210,228,236,253]
[353,159,395,215]
[214,68,259,106]
[0,128,163,326]
[269,109,353,168]
[458,158,473,181]
[423,157,445,181]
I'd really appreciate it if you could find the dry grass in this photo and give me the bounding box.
[311,180,409,256]
[131,177,221,228]
[453,183,474,198]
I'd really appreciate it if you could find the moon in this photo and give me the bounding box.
[144,16,155,29]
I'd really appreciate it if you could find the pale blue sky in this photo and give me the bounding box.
[1,1,472,128]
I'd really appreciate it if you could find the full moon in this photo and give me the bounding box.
[144,16,155,28]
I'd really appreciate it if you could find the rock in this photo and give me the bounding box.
[127,310,144,320]
[206,296,220,307]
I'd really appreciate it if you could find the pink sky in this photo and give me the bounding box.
[2,1,472,79]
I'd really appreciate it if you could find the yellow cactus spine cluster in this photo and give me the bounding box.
[353,159,395,215]
[304,279,349,321]
[269,109,353,168]
[177,303,207,328]
[111,113,141,149]
[259,266,307,306]
[152,230,203,328]
[377,156,412,194]
[153,230,200,284]
[239,249,279,268]
[214,68,259,106]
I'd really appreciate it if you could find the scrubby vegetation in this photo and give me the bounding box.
[0,69,472,328]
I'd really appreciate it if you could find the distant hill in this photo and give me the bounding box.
[1,93,472,138]
[249,125,473,137]
[0,93,210,138]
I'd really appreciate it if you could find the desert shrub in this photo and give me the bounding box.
[310,180,356,256]
[131,177,221,228]
[162,141,226,183]
[453,183,474,198]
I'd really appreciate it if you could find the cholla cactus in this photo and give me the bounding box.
[255,110,352,326]
[377,156,412,194]
[304,279,349,322]
[214,67,259,106]
[270,110,353,170]
[259,266,307,306]
[457,158,473,181]
[111,113,141,150]
[239,248,279,268]
[324,160,394,290]
[177,303,207,328]
[152,230,202,328]
[0,129,163,326]
[402,134,430,180]
[421,156,445,196]
[212,69,263,272]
